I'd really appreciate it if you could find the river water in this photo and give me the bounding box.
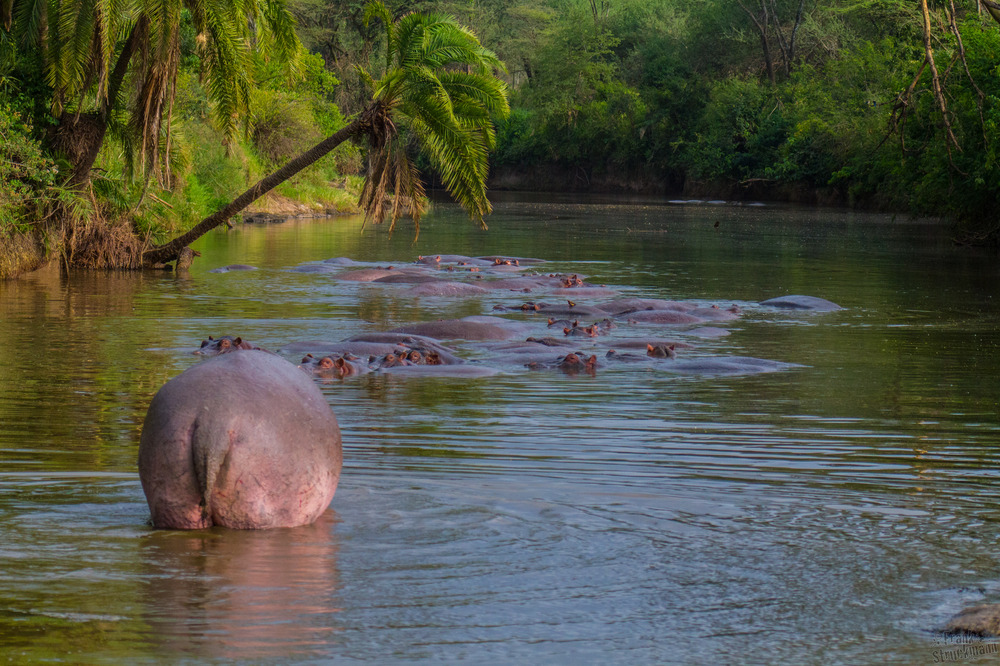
[1,195,999,664]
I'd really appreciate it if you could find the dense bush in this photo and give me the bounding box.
[0,103,57,233]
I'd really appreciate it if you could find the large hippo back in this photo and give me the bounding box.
[138,350,342,529]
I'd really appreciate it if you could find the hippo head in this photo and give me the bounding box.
[647,343,677,359]
[196,335,252,356]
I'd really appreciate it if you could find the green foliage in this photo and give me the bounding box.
[357,0,510,230]
[5,0,1000,248]
[0,103,58,234]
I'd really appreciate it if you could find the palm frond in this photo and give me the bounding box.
[360,0,508,231]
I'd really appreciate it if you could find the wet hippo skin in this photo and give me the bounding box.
[138,350,342,530]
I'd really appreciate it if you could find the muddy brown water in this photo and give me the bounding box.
[2,194,999,663]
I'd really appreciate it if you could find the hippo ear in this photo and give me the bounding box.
[234,337,243,345]
[563,328,571,335]
[646,344,654,353]
[567,300,576,307]
[200,339,210,348]
[334,358,347,368]
[302,354,314,362]
[547,318,555,325]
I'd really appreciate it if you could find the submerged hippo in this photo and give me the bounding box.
[944,604,1000,636]
[209,264,257,273]
[526,352,599,375]
[760,295,842,311]
[299,353,370,378]
[138,350,342,530]
[390,316,527,341]
[194,335,259,355]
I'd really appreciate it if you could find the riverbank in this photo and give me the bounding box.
[0,180,362,280]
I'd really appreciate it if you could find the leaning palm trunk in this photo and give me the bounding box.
[143,1,509,268]
[142,115,363,265]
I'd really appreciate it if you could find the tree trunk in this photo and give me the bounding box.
[736,1,776,85]
[984,0,1000,25]
[142,116,364,266]
[64,20,144,189]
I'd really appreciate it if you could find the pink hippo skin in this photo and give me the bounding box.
[138,350,342,530]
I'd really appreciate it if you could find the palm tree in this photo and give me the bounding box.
[4,0,298,188]
[142,0,509,266]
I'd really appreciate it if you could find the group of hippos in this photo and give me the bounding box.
[139,253,842,531]
[203,253,843,378]
[136,252,1000,636]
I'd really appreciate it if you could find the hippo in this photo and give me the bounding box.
[406,281,491,297]
[334,267,402,282]
[416,254,494,267]
[623,310,706,325]
[604,349,648,363]
[209,264,257,273]
[372,273,442,284]
[288,264,342,274]
[760,295,842,311]
[299,353,370,378]
[526,352,599,375]
[511,301,609,318]
[389,316,527,341]
[597,298,696,316]
[368,347,454,368]
[483,277,550,292]
[194,335,259,355]
[368,351,414,369]
[660,356,801,375]
[683,327,731,338]
[646,343,678,359]
[344,333,464,362]
[138,350,342,530]
[524,336,576,347]
[603,344,677,363]
[688,305,741,321]
[551,287,620,298]
[605,338,694,351]
[477,255,546,265]
[943,604,1000,636]
[280,340,411,357]
[564,324,599,338]
[322,257,359,265]
[378,364,501,378]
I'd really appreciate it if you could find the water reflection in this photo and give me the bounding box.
[1,200,999,662]
[138,511,341,660]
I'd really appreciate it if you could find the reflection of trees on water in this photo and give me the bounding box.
[0,264,181,470]
[139,512,342,660]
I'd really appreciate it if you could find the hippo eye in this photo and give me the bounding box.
[220,339,231,349]
[319,357,335,369]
